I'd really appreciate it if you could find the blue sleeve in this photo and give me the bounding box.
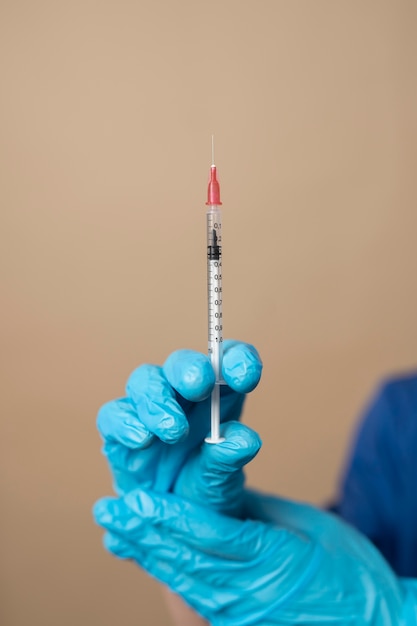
[335,374,417,577]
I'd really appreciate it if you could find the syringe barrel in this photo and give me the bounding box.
[207,205,223,381]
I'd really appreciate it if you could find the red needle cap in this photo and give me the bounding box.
[206,165,222,206]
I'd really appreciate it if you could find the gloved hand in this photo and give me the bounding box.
[96,340,263,516]
[93,488,417,626]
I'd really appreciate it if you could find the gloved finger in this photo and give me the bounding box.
[94,489,276,562]
[173,421,262,516]
[201,421,262,471]
[126,365,189,444]
[97,398,154,449]
[222,340,262,393]
[163,350,215,402]
[103,529,174,565]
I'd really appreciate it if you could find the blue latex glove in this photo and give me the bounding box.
[93,488,417,626]
[97,340,262,516]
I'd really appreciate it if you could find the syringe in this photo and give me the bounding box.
[205,137,225,444]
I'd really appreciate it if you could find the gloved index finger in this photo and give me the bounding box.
[126,364,189,444]
[162,349,215,403]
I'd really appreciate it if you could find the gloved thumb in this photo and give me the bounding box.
[173,421,262,517]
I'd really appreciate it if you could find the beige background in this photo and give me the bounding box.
[1,1,417,624]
